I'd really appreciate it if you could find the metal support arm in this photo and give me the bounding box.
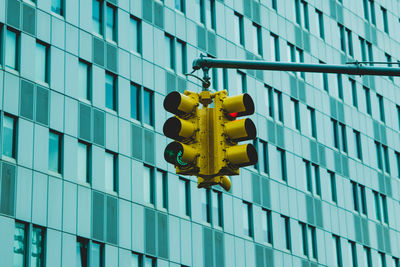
[193,58,400,76]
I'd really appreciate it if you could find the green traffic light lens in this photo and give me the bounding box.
[164,142,189,167]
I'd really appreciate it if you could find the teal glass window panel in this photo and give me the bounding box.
[3,115,16,158]
[144,256,154,267]
[51,0,63,15]
[165,35,173,69]
[35,42,47,83]
[91,242,102,267]
[143,165,153,204]
[77,142,89,183]
[93,0,102,35]
[78,61,90,100]
[212,190,222,227]
[143,89,153,126]
[130,18,140,53]
[130,84,140,120]
[105,73,116,110]
[48,131,61,173]
[175,41,184,74]
[156,170,166,209]
[5,29,17,70]
[13,222,27,267]
[31,226,44,267]
[105,152,115,192]
[131,253,140,267]
[106,4,116,41]
[205,0,215,29]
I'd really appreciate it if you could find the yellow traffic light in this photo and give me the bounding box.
[163,91,201,175]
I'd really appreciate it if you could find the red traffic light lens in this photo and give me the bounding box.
[228,112,238,118]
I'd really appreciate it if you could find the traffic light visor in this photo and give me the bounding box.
[225,118,257,142]
[164,141,197,167]
[222,93,255,117]
[164,91,197,116]
[163,117,196,141]
[226,144,258,167]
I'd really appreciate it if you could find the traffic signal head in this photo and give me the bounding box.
[163,91,201,175]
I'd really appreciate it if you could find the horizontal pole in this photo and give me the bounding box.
[193,58,400,76]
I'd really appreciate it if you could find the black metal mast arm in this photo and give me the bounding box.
[193,58,400,76]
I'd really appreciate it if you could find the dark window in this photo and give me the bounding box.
[179,178,191,217]
[262,209,273,244]
[105,4,116,42]
[354,130,362,160]
[333,234,342,267]
[165,34,174,70]
[156,169,168,210]
[277,148,286,181]
[78,60,91,101]
[381,7,389,33]
[338,24,345,52]
[260,140,269,174]
[105,151,117,192]
[349,240,357,267]
[93,0,103,35]
[237,71,246,93]
[308,107,317,138]
[51,0,63,16]
[175,0,185,13]
[291,98,300,131]
[234,12,244,45]
[212,190,223,227]
[346,28,353,57]
[363,86,371,115]
[349,78,357,108]
[202,189,211,223]
[91,242,104,267]
[76,237,89,267]
[77,141,91,184]
[36,41,49,83]
[329,170,337,203]
[377,94,385,123]
[252,23,262,56]
[396,151,400,178]
[31,226,45,267]
[130,16,141,53]
[337,74,343,100]
[143,89,154,126]
[176,40,186,75]
[143,165,155,205]
[282,215,291,251]
[270,33,280,61]
[316,9,324,39]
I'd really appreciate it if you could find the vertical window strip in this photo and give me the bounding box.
[329,171,337,203]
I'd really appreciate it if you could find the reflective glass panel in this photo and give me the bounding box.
[105,152,115,192]
[93,0,102,35]
[105,73,115,110]
[31,227,44,267]
[36,42,47,83]
[106,5,115,41]
[91,242,102,267]
[51,0,62,15]
[130,18,139,52]
[13,222,26,267]
[5,29,17,70]
[78,61,89,100]
[77,142,88,183]
[143,89,153,126]
[3,115,15,158]
[76,238,88,267]
[49,132,60,173]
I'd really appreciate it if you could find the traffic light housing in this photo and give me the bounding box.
[163,90,258,191]
[163,91,200,175]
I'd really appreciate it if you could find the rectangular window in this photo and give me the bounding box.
[77,141,90,184]
[36,41,48,83]
[267,85,274,118]
[175,0,184,12]
[366,41,373,65]
[377,94,385,122]
[316,9,324,39]
[376,141,383,170]
[300,0,309,30]
[309,226,317,260]
[175,40,186,75]
[300,222,308,256]
[130,17,141,53]
[144,256,156,267]
[360,185,367,215]
[243,201,253,237]
[296,48,305,79]
[312,164,321,196]
[205,0,216,30]
[260,140,269,174]
[354,130,362,160]
[49,131,62,173]
[360,37,367,62]
[106,4,116,41]
[274,90,283,122]
[105,72,116,111]
[78,60,90,101]
[212,190,223,227]
[340,123,347,153]
[105,151,117,192]
[396,151,400,178]
[143,165,154,204]
[363,0,376,24]
[252,23,262,55]
[143,89,154,126]
[351,181,359,212]
[5,28,18,70]
[130,83,140,121]
[379,252,386,267]
[291,98,300,131]
[262,209,273,244]
[277,148,286,181]
[51,0,63,16]
[91,242,104,267]
[93,0,102,35]
[3,114,17,159]
[349,78,357,107]
[201,189,211,223]
[374,191,381,221]
[270,33,280,61]
[165,34,174,70]
[381,194,388,224]
[381,7,389,33]
[308,107,317,138]
[156,170,167,209]
[383,145,390,174]
[332,119,339,149]
[363,246,372,267]
[338,24,345,52]
[271,0,277,10]
[304,160,312,193]
[346,28,353,57]
[234,12,244,45]
[13,222,27,267]
[179,178,191,217]
[31,226,45,267]
[237,71,246,93]
[76,237,89,267]
[363,86,371,115]
[282,215,291,251]
[329,171,337,203]
[333,234,342,267]
[349,240,357,267]
[131,253,141,267]
[385,53,393,81]
[337,74,343,100]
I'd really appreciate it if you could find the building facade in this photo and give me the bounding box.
[0,0,400,266]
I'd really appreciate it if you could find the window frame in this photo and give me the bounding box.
[48,130,62,174]
[105,150,118,193]
[105,71,117,112]
[2,113,17,160]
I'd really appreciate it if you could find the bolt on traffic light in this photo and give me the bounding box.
[163,90,258,192]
